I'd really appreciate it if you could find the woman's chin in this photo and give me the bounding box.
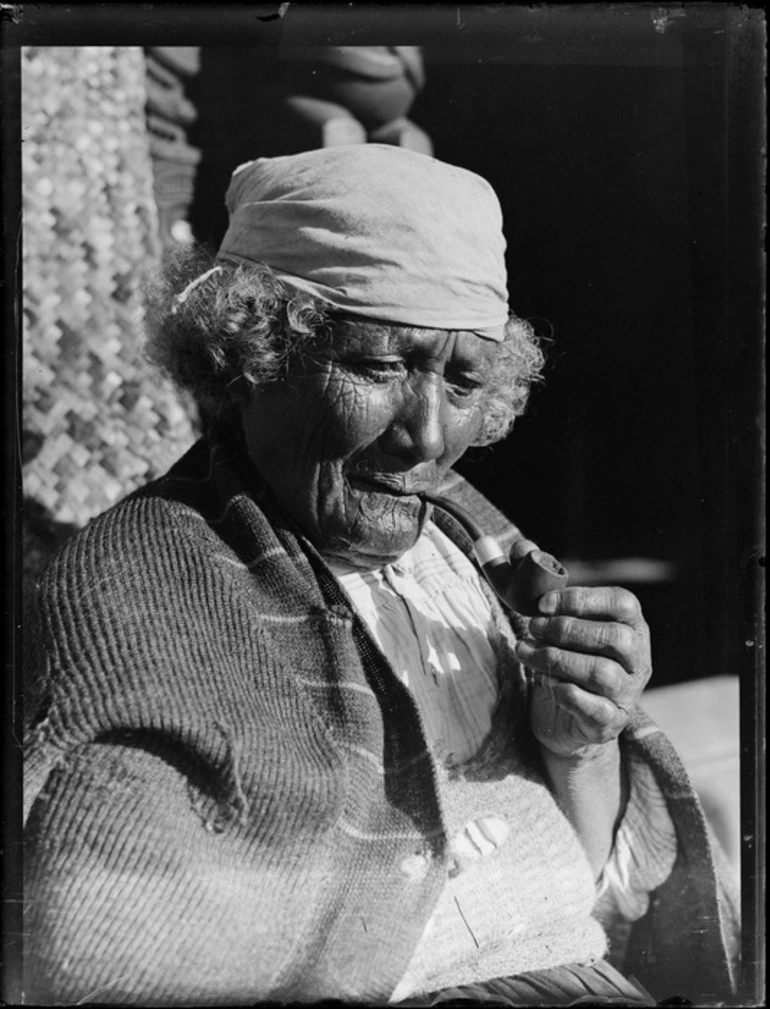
[313,491,428,569]
[321,520,423,570]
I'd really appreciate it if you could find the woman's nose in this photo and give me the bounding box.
[383,374,446,463]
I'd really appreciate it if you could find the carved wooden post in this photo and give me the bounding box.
[279,46,432,153]
[144,47,202,249]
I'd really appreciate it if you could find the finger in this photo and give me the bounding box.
[515,639,632,701]
[527,615,643,670]
[534,673,627,744]
[537,586,647,629]
[509,537,539,563]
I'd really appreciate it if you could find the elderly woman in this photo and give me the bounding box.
[24,146,737,1006]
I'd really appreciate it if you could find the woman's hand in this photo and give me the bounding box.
[515,586,652,759]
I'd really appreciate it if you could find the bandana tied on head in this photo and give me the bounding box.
[216,145,509,341]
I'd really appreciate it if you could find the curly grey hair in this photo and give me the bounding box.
[144,245,545,444]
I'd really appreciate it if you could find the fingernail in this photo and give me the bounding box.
[515,640,535,659]
[538,593,557,614]
[510,538,539,563]
[528,617,547,637]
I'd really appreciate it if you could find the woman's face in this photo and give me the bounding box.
[238,319,501,568]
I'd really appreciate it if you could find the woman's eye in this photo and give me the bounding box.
[447,374,484,397]
[348,359,405,381]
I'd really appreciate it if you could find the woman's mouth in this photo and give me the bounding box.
[348,473,433,497]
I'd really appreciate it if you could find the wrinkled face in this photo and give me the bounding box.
[238,318,501,568]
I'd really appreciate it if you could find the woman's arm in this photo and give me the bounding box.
[514,585,652,877]
[23,737,305,1005]
[540,740,628,878]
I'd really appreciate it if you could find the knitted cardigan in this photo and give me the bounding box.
[23,436,739,1006]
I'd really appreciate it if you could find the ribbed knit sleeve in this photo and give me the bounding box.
[24,507,334,1002]
[595,751,678,925]
[618,713,741,1002]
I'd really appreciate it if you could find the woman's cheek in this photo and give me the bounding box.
[443,401,486,464]
[317,378,381,450]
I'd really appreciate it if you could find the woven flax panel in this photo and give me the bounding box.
[22,46,196,533]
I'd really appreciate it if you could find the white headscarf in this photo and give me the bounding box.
[216,145,509,341]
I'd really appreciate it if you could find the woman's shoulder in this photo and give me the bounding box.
[22,438,281,742]
[32,439,235,594]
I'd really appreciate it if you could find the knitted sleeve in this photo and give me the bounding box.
[22,466,448,1006]
[22,501,349,1005]
[619,711,741,1002]
[25,733,320,1005]
[594,749,679,924]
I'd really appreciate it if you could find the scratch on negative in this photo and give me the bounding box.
[454,896,480,949]
[75,973,133,1004]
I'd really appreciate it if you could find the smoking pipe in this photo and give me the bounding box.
[420,491,569,616]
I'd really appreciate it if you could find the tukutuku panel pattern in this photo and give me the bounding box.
[22,46,196,553]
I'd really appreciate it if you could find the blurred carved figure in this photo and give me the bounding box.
[280,45,433,151]
[144,46,202,248]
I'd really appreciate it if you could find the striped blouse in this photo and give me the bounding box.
[330,520,678,946]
